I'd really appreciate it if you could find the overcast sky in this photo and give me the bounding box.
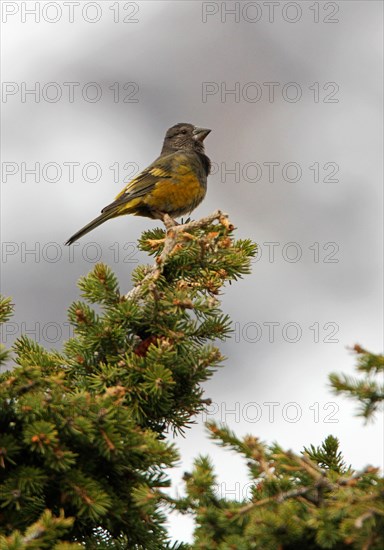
[1,0,383,543]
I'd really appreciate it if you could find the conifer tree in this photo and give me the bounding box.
[0,212,256,548]
[178,348,383,549]
[1,212,382,549]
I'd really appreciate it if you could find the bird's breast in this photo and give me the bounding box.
[145,173,207,217]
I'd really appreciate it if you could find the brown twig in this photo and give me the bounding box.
[236,486,315,515]
[234,465,379,516]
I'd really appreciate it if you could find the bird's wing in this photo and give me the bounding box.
[101,152,193,214]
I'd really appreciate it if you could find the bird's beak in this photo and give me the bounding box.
[193,127,211,142]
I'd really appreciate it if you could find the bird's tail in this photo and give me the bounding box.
[65,210,117,245]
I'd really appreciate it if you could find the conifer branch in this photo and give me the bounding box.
[232,465,381,517]
[125,210,232,300]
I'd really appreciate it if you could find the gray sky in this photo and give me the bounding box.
[1,0,383,542]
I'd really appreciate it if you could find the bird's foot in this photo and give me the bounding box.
[162,214,179,231]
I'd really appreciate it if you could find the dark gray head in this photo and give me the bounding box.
[161,123,211,155]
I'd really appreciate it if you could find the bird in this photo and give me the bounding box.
[65,123,211,245]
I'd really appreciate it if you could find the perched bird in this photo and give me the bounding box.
[65,123,211,245]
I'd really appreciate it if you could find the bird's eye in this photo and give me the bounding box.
[180,129,187,135]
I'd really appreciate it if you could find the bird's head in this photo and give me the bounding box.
[161,123,211,155]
